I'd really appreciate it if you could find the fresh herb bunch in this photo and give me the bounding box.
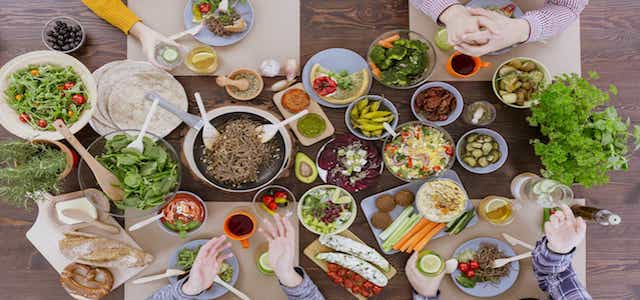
[177,246,200,270]
[0,141,67,208]
[164,219,202,239]
[528,72,640,187]
[328,70,353,90]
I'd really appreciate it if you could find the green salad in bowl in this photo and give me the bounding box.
[367,29,436,89]
[298,185,356,235]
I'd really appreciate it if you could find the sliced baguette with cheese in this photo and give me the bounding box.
[319,234,390,272]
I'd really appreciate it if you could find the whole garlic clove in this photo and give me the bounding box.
[285,59,298,82]
[260,59,281,77]
[270,79,294,92]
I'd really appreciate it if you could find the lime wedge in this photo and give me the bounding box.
[435,28,453,51]
[417,250,444,276]
[258,252,274,275]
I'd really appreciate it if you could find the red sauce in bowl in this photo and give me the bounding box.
[161,192,205,226]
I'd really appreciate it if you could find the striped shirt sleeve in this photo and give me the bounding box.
[522,0,588,42]
[410,0,461,23]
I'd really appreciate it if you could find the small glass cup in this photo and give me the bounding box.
[478,196,518,226]
[522,178,573,208]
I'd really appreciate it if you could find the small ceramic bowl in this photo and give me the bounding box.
[224,68,264,101]
[41,16,85,54]
[411,82,463,127]
[157,191,208,238]
[31,139,75,180]
[345,95,399,140]
[492,57,551,109]
[456,128,508,174]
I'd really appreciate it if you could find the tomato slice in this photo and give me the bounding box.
[312,76,337,96]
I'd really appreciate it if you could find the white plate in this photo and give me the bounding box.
[360,170,478,255]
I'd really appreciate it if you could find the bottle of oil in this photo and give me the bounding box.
[570,205,621,226]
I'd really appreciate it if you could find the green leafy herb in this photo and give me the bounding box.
[456,274,477,288]
[528,73,640,187]
[328,70,353,90]
[176,246,234,282]
[164,219,202,239]
[97,134,178,210]
[0,141,67,209]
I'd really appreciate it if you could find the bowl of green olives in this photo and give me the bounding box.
[456,128,508,174]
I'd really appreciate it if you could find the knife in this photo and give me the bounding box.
[502,233,534,250]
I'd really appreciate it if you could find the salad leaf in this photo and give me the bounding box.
[368,38,428,86]
[456,274,477,288]
[528,73,639,187]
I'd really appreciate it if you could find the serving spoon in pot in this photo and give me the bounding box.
[255,109,309,143]
[194,92,220,150]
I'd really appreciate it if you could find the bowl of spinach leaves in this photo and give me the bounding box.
[367,29,436,89]
[78,130,181,217]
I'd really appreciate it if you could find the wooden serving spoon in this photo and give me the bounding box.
[53,120,125,201]
[61,208,120,234]
[216,76,250,91]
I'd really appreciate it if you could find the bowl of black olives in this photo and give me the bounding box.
[42,16,85,53]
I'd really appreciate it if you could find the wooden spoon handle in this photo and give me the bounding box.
[53,120,100,170]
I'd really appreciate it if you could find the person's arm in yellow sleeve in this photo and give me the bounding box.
[81,0,182,70]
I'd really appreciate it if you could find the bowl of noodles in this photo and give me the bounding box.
[182,105,293,193]
[451,237,519,298]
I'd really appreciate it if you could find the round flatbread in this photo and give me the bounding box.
[98,61,156,125]
[107,71,187,137]
[91,61,127,128]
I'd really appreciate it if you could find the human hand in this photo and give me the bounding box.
[259,214,302,287]
[454,8,530,57]
[544,205,587,254]
[182,236,233,295]
[405,251,445,297]
[439,5,498,46]
[129,22,183,70]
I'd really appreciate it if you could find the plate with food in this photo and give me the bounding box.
[465,0,524,55]
[272,83,335,146]
[183,106,293,193]
[316,134,383,193]
[168,239,239,300]
[360,170,477,254]
[411,82,463,127]
[298,185,357,235]
[0,50,96,141]
[451,237,519,298]
[184,0,254,47]
[345,95,399,140]
[158,191,207,238]
[302,48,372,108]
[493,57,551,108]
[456,128,508,174]
[252,185,296,219]
[78,130,181,218]
[383,121,455,181]
[367,29,436,89]
[303,230,396,299]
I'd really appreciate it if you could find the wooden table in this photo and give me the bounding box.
[0,1,639,299]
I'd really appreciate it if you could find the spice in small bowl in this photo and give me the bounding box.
[42,16,85,53]
[224,69,264,101]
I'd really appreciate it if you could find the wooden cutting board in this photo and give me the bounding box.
[25,189,148,291]
[273,83,335,146]
[303,230,397,300]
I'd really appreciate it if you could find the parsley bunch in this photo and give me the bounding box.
[528,72,640,188]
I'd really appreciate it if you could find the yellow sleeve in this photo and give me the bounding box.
[81,0,141,34]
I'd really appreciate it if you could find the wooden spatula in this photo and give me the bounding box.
[53,120,124,201]
[61,208,120,234]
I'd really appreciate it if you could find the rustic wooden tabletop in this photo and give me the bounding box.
[0,1,638,300]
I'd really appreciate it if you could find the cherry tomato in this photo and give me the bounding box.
[262,195,275,205]
[465,270,476,278]
[433,165,442,172]
[19,113,30,123]
[30,69,39,76]
[71,94,86,105]
[372,286,383,295]
[327,263,339,272]
[199,3,212,13]
[444,145,454,156]
[69,148,79,168]
[346,271,354,278]
[343,279,353,289]
[469,260,480,270]
[274,191,288,199]
[267,202,278,211]
[337,268,346,277]
[352,274,364,284]
[352,286,362,295]
[360,289,371,297]
[63,82,75,90]
[363,281,374,289]
[37,119,48,128]
[459,262,470,273]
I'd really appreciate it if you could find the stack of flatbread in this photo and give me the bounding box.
[89,60,188,137]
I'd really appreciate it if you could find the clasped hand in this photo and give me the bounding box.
[440,5,530,57]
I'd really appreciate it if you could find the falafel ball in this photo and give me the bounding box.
[375,194,396,212]
[394,190,415,207]
[371,212,393,230]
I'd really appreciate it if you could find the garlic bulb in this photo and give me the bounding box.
[285,58,298,82]
[260,59,281,77]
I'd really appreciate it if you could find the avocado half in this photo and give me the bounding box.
[295,152,317,184]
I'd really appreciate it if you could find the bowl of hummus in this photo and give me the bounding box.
[416,178,468,223]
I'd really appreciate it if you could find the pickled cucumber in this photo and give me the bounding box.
[460,133,502,169]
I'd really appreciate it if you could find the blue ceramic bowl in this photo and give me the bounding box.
[345,95,399,141]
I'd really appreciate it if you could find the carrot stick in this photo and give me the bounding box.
[411,223,446,253]
[377,33,399,49]
[368,61,382,78]
[401,222,437,252]
[393,219,430,250]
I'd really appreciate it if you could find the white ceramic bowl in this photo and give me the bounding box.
[456,128,508,174]
[411,82,463,127]
[492,57,551,109]
[345,95,399,140]
[0,51,97,141]
[297,185,357,235]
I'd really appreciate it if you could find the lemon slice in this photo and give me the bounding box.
[485,197,510,213]
[417,250,444,276]
[435,28,453,51]
[192,52,216,65]
[192,5,203,23]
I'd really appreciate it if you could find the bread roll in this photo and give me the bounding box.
[59,232,153,268]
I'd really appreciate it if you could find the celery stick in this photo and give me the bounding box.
[379,206,414,241]
[383,214,420,251]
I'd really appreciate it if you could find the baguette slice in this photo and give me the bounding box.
[316,252,388,287]
[59,232,153,268]
[319,234,390,271]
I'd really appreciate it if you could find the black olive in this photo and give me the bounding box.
[52,45,61,50]
[62,45,71,51]
[55,20,63,26]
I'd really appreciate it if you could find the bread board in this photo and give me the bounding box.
[273,82,335,146]
[303,230,397,300]
[26,189,148,291]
